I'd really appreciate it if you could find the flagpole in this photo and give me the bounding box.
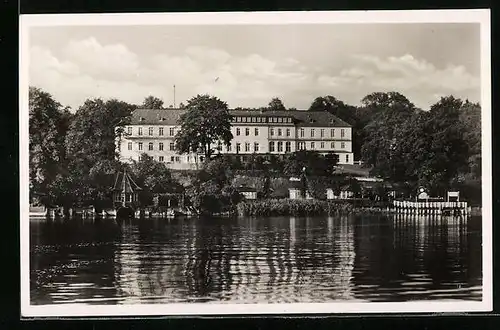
[173,84,176,108]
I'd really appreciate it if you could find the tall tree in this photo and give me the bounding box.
[174,94,233,159]
[65,98,136,207]
[308,96,357,124]
[268,97,287,111]
[29,87,72,207]
[459,100,481,179]
[360,91,418,179]
[142,95,164,109]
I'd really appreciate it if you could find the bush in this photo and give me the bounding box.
[236,199,355,217]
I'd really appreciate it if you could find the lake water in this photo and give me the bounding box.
[29,215,482,305]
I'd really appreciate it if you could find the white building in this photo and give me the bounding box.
[116,108,354,170]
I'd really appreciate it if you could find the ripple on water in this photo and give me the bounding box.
[30,215,483,305]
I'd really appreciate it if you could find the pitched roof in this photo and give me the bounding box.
[130,108,351,127]
[113,170,142,193]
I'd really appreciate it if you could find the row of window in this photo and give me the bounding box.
[233,116,293,124]
[129,142,175,151]
[127,126,347,139]
[128,140,346,152]
[127,126,178,137]
[234,127,347,138]
[299,128,345,138]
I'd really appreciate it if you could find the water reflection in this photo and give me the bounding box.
[30,214,482,305]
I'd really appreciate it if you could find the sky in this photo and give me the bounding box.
[28,23,481,111]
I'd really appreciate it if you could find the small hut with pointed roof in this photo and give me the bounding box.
[112,169,142,217]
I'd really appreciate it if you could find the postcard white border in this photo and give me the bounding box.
[20,9,492,317]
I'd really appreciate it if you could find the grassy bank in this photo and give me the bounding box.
[236,199,361,217]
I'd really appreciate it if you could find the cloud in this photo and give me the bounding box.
[29,37,480,112]
[62,37,140,80]
[317,53,480,108]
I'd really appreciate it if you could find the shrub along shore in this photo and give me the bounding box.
[236,199,392,217]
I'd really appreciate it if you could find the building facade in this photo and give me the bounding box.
[116,108,354,170]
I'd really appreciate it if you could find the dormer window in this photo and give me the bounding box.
[140,117,145,122]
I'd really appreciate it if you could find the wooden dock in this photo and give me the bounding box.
[392,200,470,216]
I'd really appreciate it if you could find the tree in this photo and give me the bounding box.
[283,150,338,177]
[268,97,286,111]
[142,95,164,109]
[174,94,233,159]
[129,154,182,207]
[459,100,481,179]
[360,91,419,180]
[64,98,136,207]
[29,87,72,207]
[308,96,357,124]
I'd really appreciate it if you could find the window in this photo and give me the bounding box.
[187,156,191,162]
[331,129,335,138]
[341,129,345,138]
[236,143,241,153]
[169,128,175,136]
[278,128,282,136]
[285,141,291,152]
[346,154,349,163]
[311,129,315,137]
[236,117,240,122]
[169,143,175,151]
[331,142,335,149]
[138,142,143,150]
[128,142,132,150]
[138,127,143,136]
[245,142,250,152]
[148,142,154,151]
[159,142,164,151]
[298,142,305,150]
[245,128,250,136]
[149,127,153,136]
[286,128,290,137]
[159,156,164,162]
[269,141,275,152]
[320,142,325,149]
[175,156,180,162]
[277,141,283,152]
[247,117,251,122]
[311,142,315,150]
[127,127,132,135]
[341,142,345,149]
[227,144,232,152]
[159,127,164,136]
[255,128,259,136]
[138,154,143,161]
[171,156,175,162]
[300,128,305,137]
[270,128,274,136]
[236,128,241,136]
[254,143,259,152]
[320,129,325,138]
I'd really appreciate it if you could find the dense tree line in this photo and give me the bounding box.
[29,87,482,212]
